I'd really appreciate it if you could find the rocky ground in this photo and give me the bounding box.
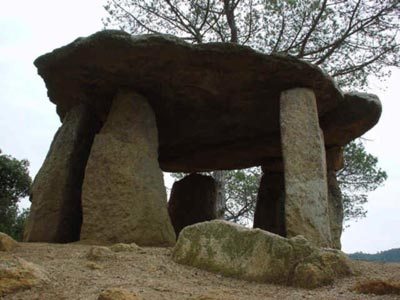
[1,242,400,300]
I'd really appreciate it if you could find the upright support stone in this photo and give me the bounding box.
[24,104,101,243]
[168,173,217,237]
[280,88,332,247]
[80,91,176,246]
[253,169,285,236]
[326,147,344,249]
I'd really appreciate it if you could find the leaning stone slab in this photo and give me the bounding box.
[168,173,217,236]
[173,220,353,289]
[80,91,176,246]
[253,171,285,236]
[24,104,101,243]
[280,88,331,247]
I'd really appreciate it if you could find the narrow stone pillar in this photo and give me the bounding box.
[168,173,217,237]
[326,147,344,249]
[253,166,285,236]
[24,104,101,243]
[80,91,176,246]
[280,88,332,247]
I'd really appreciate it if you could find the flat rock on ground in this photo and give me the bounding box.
[1,242,399,299]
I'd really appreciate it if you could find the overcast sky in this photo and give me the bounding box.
[1,0,398,254]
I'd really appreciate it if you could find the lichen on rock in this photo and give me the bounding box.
[173,220,353,289]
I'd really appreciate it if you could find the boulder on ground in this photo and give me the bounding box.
[0,233,18,252]
[173,220,353,289]
[0,256,48,296]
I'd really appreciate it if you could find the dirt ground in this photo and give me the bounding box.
[2,242,400,300]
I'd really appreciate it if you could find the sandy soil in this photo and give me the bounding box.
[2,242,400,300]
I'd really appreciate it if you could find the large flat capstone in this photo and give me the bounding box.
[34,30,381,172]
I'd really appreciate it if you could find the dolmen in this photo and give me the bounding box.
[24,30,381,249]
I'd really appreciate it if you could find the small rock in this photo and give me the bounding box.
[85,261,103,270]
[110,243,140,252]
[98,288,141,300]
[0,232,18,251]
[86,246,115,261]
[0,256,48,296]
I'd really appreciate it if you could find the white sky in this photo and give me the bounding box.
[0,0,398,254]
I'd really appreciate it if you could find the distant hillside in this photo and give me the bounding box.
[348,248,400,262]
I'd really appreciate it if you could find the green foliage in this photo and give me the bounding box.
[337,139,387,222]
[348,248,400,263]
[0,150,31,240]
[224,168,261,225]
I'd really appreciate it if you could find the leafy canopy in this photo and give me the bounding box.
[0,150,32,240]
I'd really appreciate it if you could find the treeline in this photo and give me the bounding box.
[348,248,400,263]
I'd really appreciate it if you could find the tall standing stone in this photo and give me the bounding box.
[280,88,332,247]
[168,173,217,237]
[326,147,344,249]
[253,168,285,236]
[80,91,176,246]
[24,104,100,242]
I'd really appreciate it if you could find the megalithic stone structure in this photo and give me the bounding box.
[280,88,332,247]
[24,104,101,243]
[80,90,176,246]
[28,31,382,246]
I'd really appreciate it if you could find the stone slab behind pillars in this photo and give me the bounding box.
[168,173,217,236]
[80,91,176,246]
[280,88,332,247]
[24,104,100,242]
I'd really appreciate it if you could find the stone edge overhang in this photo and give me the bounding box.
[33,30,382,171]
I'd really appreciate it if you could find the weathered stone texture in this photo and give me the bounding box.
[326,146,344,249]
[0,233,18,252]
[173,220,353,289]
[24,104,100,243]
[253,171,285,236]
[280,88,331,247]
[327,171,344,249]
[34,30,384,173]
[80,91,176,246]
[98,288,142,300]
[168,174,217,236]
[0,256,48,296]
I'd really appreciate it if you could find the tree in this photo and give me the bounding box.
[224,167,261,225]
[104,0,399,89]
[104,0,394,223]
[0,150,31,240]
[338,139,387,222]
